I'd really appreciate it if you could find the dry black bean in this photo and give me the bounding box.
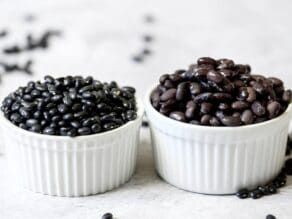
[169,111,186,122]
[101,213,113,219]
[251,101,266,116]
[241,109,254,124]
[1,76,137,136]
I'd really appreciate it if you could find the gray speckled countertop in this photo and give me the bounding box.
[1,0,292,218]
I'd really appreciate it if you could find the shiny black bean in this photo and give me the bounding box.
[43,127,55,135]
[77,127,91,135]
[101,213,113,219]
[236,189,249,199]
[185,105,196,119]
[282,90,292,103]
[209,117,220,126]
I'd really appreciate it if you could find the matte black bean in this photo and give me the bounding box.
[251,101,266,116]
[282,90,292,103]
[241,109,254,124]
[200,114,212,125]
[220,116,241,126]
[209,117,220,126]
[207,70,223,83]
[185,105,196,119]
[266,215,276,219]
[176,82,189,101]
[10,113,22,123]
[160,88,176,101]
[213,93,233,102]
[217,58,234,69]
[267,101,281,119]
[231,101,249,110]
[169,111,186,122]
[194,93,213,103]
[189,82,201,95]
[197,57,217,66]
[200,102,213,114]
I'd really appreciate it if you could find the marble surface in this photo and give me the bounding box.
[1,0,292,218]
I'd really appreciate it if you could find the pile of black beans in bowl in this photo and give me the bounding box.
[151,57,292,126]
[1,76,137,137]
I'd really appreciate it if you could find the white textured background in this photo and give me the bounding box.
[1,0,292,218]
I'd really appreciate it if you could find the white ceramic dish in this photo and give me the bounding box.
[0,99,144,197]
[145,86,292,195]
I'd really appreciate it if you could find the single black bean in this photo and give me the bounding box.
[200,114,212,125]
[10,113,22,123]
[160,88,176,101]
[200,102,213,114]
[176,82,189,101]
[207,70,223,83]
[189,82,201,95]
[209,117,220,126]
[197,57,217,66]
[101,213,113,219]
[194,92,213,103]
[266,215,276,219]
[220,116,241,126]
[185,105,196,119]
[26,119,38,127]
[241,109,254,124]
[231,101,249,110]
[169,111,186,122]
[282,90,292,103]
[236,189,249,199]
[77,127,91,135]
[249,189,263,199]
[43,127,55,135]
[251,101,266,116]
[267,101,281,119]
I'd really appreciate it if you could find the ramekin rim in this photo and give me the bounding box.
[0,97,144,140]
[144,84,292,132]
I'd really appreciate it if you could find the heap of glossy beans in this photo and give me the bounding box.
[151,57,292,126]
[1,76,137,137]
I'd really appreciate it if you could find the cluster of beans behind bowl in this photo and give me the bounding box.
[1,76,137,136]
[151,57,292,126]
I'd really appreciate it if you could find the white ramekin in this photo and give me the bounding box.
[0,99,144,197]
[145,87,292,195]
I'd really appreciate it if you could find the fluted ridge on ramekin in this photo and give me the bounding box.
[1,98,144,197]
[3,119,141,197]
[145,87,292,194]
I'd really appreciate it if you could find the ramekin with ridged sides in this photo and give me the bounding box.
[0,99,144,197]
[145,87,292,195]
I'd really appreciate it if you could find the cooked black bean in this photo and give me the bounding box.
[160,88,176,101]
[251,101,266,116]
[176,82,189,101]
[1,76,137,136]
[207,70,223,83]
[151,57,291,126]
[200,102,213,114]
[241,109,254,124]
[267,101,281,119]
[169,111,186,122]
[220,116,241,126]
[231,101,249,110]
